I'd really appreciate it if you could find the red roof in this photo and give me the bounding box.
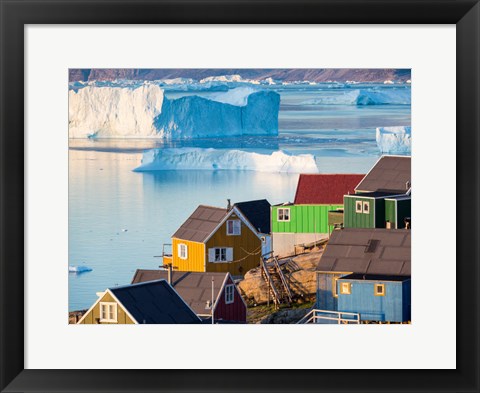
[294,174,365,205]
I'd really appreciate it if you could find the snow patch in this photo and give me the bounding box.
[376,126,411,153]
[134,148,319,173]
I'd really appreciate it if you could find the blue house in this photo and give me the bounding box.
[315,228,411,323]
[336,274,411,322]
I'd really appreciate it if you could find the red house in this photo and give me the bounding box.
[272,174,365,256]
[132,270,247,323]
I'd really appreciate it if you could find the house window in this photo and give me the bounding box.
[374,284,385,296]
[208,247,233,263]
[363,201,370,214]
[100,302,117,322]
[278,208,290,222]
[225,284,235,304]
[227,220,241,236]
[355,201,363,213]
[340,282,351,295]
[178,243,188,260]
[332,277,339,298]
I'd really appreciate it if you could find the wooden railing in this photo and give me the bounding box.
[297,309,360,324]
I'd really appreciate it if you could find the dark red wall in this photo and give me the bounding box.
[214,276,247,323]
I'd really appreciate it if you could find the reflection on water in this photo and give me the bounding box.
[68,150,299,311]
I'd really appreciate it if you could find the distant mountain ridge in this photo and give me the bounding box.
[69,68,411,83]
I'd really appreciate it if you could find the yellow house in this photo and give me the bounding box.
[77,280,201,324]
[165,200,271,276]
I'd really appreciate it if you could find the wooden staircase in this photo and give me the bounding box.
[260,252,293,308]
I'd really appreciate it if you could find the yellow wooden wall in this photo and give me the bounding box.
[78,292,135,324]
[171,238,205,272]
[205,212,261,276]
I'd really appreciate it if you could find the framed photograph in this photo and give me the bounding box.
[1,1,479,392]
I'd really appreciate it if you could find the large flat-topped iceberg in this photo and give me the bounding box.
[376,126,411,153]
[134,148,319,174]
[69,85,280,139]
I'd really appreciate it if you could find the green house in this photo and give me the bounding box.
[343,155,412,229]
[271,174,365,256]
[385,195,411,229]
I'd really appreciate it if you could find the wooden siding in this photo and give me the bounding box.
[344,196,375,228]
[206,212,261,276]
[78,292,135,324]
[385,199,411,229]
[272,205,343,234]
[385,199,397,227]
[316,272,351,311]
[172,238,205,272]
[214,276,247,323]
[336,278,411,322]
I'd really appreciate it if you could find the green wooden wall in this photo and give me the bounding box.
[343,196,376,228]
[385,198,411,229]
[272,204,342,234]
[385,199,397,227]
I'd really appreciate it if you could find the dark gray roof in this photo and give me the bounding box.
[131,270,229,315]
[234,199,271,234]
[172,205,228,243]
[355,156,411,194]
[345,191,401,199]
[317,228,411,276]
[110,280,200,324]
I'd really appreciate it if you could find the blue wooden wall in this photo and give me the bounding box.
[336,278,411,322]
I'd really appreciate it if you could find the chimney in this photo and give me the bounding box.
[227,199,231,211]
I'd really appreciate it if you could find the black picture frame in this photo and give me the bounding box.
[1,1,479,392]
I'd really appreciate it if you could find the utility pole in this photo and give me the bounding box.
[211,277,215,325]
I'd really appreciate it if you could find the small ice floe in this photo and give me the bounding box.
[122,229,128,232]
[69,265,93,273]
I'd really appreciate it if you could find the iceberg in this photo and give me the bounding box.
[134,148,319,174]
[302,89,411,105]
[376,126,411,153]
[69,265,93,273]
[69,84,165,138]
[69,85,280,138]
[154,89,280,138]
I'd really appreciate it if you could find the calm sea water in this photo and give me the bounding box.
[68,84,411,311]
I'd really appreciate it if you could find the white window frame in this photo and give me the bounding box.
[362,201,370,214]
[225,284,235,304]
[209,247,233,263]
[178,243,188,260]
[99,302,117,323]
[278,208,290,222]
[226,219,241,236]
[355,201,363,213]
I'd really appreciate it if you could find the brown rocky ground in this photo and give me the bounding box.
[238,249,323,306]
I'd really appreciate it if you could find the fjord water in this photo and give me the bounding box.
[69,84,411,311]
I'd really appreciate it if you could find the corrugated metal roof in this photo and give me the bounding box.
[294,174,365,205]
[317,228,411,276]
[131,270,229,315]
[172,205,228,243]
[110,280,200,324]
[234,199,271,234]
[355,156,411,193]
